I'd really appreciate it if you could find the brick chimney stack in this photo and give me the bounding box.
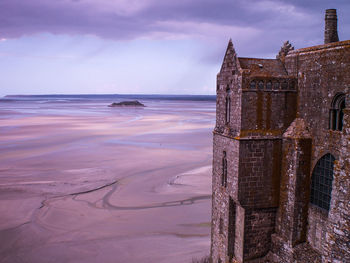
[325,9,339,44]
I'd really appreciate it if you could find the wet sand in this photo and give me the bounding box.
[0,99,215,263]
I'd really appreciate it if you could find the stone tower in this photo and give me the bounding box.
[210,9,350,263]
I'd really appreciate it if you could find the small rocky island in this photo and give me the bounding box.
[108,100,145,107]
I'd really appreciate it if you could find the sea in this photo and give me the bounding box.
[0,94,216,116]
[0,94,216,263]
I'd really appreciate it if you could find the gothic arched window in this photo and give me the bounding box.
[330,93,345,131]
[310,153,335,211]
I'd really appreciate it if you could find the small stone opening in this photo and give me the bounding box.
[219,217,224,234]
[228,197,236,261]
[222,151,227,187]
[225,88,231,125]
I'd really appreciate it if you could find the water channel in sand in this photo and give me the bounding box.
[0,96,215,263]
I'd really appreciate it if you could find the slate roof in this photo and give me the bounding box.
[238,58,288,77]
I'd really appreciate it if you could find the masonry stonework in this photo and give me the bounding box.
[210,9,350,263]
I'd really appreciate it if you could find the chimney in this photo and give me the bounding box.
[324,9,339,44]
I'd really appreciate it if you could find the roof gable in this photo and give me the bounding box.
[219,39,241,74]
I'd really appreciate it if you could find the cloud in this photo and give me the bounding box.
[248,0,312,22]
[0,0,327,39]
[147,20,261,41]
[0,0,349,57]
[1,0,349,96]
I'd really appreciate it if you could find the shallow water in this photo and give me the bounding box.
[0,96,215,263]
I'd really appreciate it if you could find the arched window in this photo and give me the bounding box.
[222,151,227,187]
[310,153,335,211]
[258,80,264,90]
[330,93,345,131]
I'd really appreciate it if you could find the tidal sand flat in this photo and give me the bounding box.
[0,95,215,263]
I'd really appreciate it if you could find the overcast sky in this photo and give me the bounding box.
[0,0,349,96]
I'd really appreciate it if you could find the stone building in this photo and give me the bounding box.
[210,9,350,263]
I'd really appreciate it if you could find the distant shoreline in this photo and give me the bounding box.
[3,94,216,102]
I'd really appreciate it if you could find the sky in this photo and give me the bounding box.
[0,0,349,96]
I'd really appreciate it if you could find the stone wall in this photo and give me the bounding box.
[211,134,240,263]
[243,207,277,260]
[284,40,350,261]
[240,90,297,133]
[307,205,328,253]
[285,41,350,169]
[323,106,350,262]
[211,134,280,262]
[240,77,297,134]
[238,139,281,208]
